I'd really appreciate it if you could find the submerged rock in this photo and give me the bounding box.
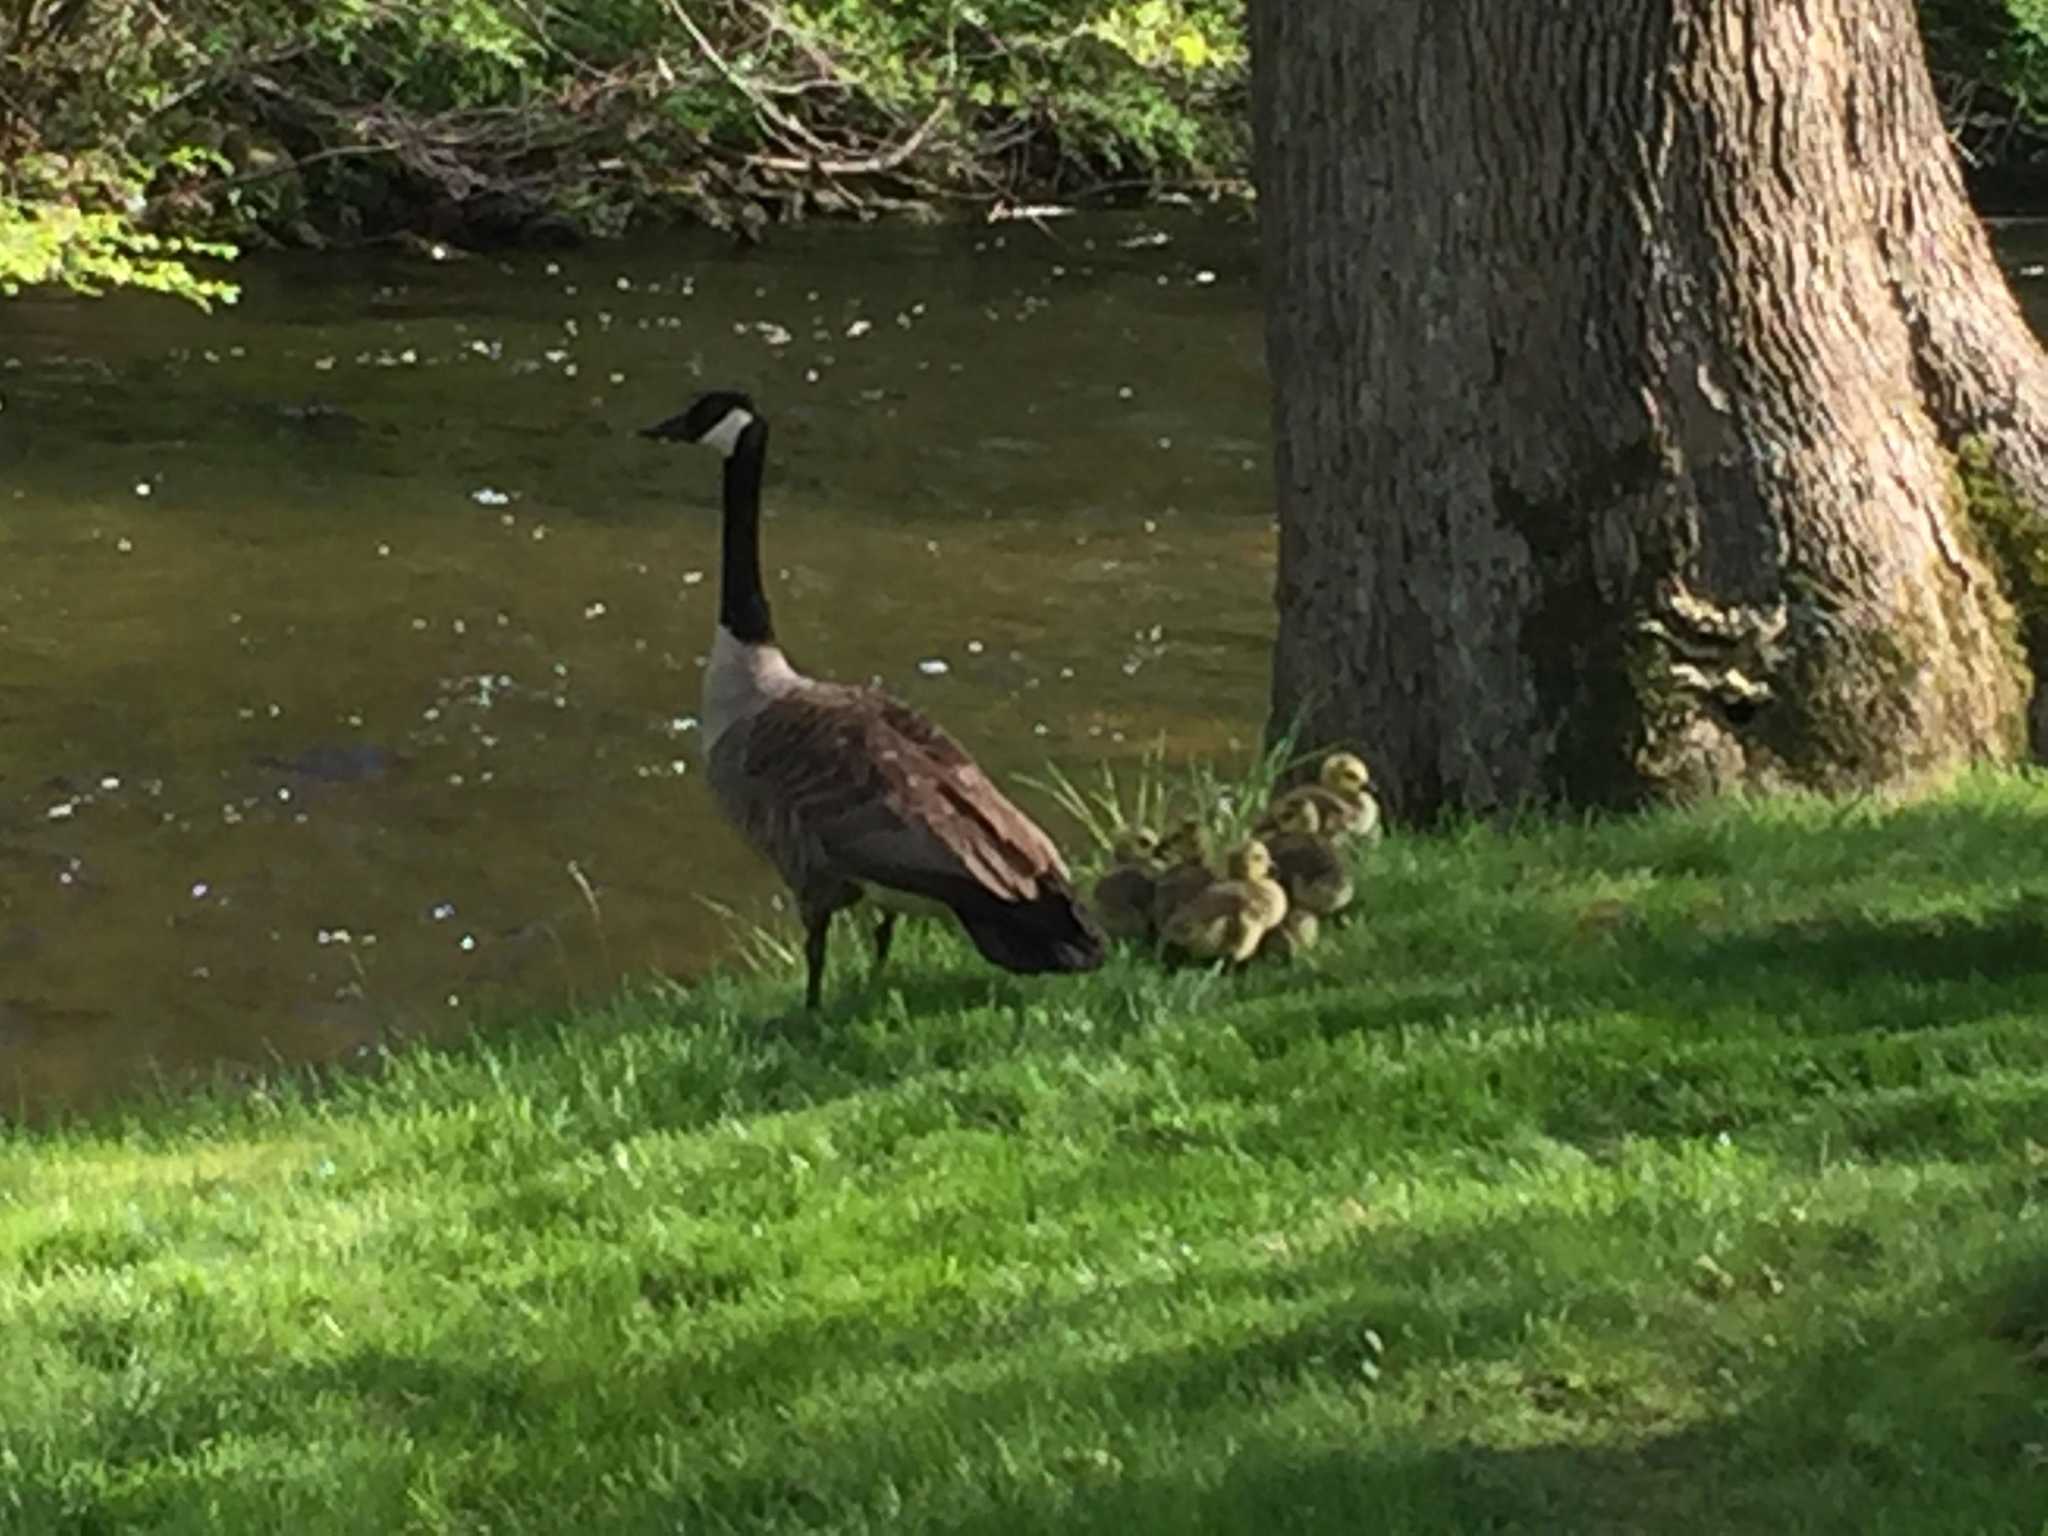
[254,744,408,784]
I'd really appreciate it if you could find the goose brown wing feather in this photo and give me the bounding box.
[721,684,1068,904]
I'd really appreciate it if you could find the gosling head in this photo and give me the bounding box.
[1274,797,1322,836]
[1158,817,1208,864]
[1320,752,1372,797]
[1110,827,1160,864]
[639,390,758,457]
[1227,839,1273,881]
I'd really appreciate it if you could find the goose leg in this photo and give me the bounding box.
[872,913,898,981]
[798,883,859,1011]
[799,904,836,1011]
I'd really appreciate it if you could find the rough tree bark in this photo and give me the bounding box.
[1254,0,2048,818]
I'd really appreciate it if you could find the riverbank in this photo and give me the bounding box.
[0,0,1247,305]
[5,773,2046,1531]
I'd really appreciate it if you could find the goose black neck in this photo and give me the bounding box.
[719,418,775,645]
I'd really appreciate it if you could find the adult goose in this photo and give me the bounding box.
[641,390,1106,1010]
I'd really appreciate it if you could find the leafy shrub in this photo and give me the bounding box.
[0,152,237,307]
[0,0,1248,303]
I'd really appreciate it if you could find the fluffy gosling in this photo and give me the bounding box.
[1149,817,1215,930]
[1258,797,1355,917]
[1259,906,1321,961]
[1161,839,1289,964]
[1269,751,1381,842]
[1093,827,1164,942]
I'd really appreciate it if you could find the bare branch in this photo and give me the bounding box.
[742,97,948,178]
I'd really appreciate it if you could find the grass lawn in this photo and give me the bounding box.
[4,773,2047,1534]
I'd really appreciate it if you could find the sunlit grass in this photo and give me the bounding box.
[4,772,2048,1534]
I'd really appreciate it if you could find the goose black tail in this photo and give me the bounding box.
[953,880,1107,975]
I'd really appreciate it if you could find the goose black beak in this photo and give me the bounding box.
[638,413,692,442]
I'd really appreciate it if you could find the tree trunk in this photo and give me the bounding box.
[1253,0,2048,819]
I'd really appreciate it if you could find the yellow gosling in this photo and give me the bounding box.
[1161,839,1289,964]
[1267,750,1382,843]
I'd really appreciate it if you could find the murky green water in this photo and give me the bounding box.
[0,211,1274,1114]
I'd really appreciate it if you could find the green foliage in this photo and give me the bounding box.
[1921,0,2048,147]
[0,154,238,308]
[0,0,1248,304]
[4,773,2048,1530]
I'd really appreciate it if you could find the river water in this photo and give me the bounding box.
[0,210,1275,1114]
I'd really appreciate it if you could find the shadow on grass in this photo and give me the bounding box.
[21,1140,2042,1536]
[1628,894,2048,992]
[1209,891,2048,1130]
[657,1233,2048,1536]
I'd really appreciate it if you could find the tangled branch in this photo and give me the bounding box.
[4,0,1249,254]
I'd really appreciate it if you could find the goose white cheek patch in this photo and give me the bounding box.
[699,408,755,458]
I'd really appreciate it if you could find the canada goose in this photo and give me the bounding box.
[1148,817,1214,930]
[1259,906,1321,962]
[1161,839,1289,964]
[1268,751,1381,842]
[641,390,1106,1009]
[1092,827,1163,942]
[1258,798,1354,917]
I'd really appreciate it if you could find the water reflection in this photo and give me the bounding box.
[0,211,1274,1115]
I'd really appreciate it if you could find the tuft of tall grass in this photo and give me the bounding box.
[1027,727,1314,864]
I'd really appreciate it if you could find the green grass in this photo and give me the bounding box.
[5,774,2048,1534]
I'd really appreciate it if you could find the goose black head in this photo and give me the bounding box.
[639,391,758,457]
